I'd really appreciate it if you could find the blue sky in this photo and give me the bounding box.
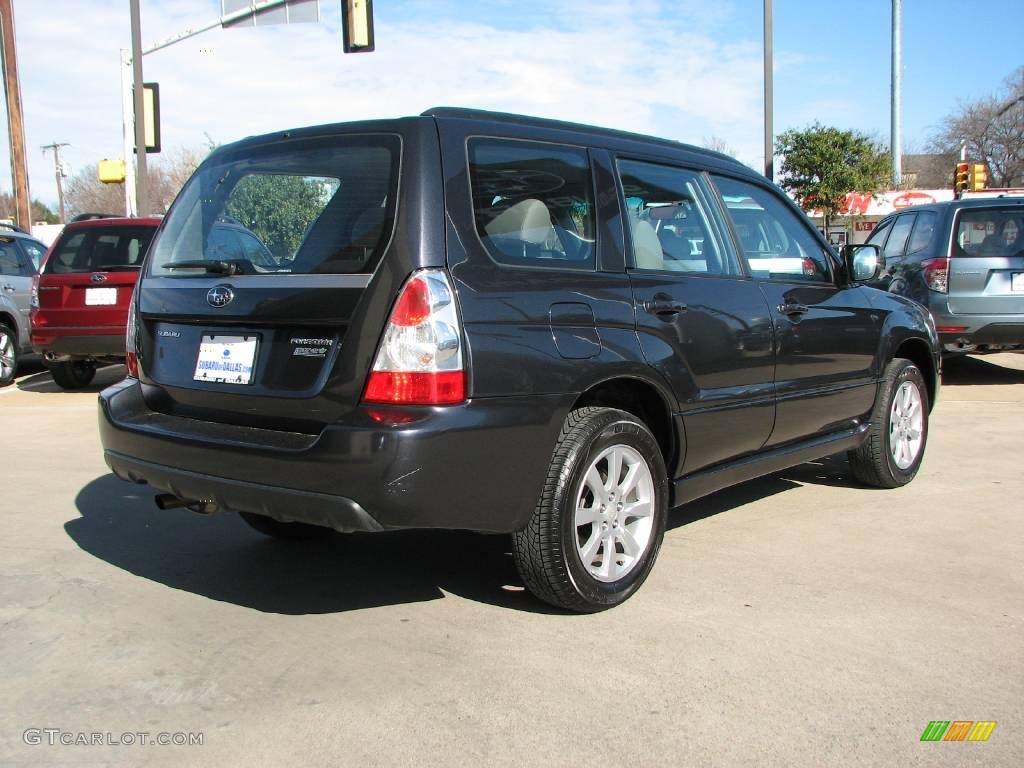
[3,0,1022,211]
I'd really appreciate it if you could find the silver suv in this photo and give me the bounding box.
[0,225,49,385]
[865,197,1024,355]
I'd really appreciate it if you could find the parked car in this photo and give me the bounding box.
[864,196,1024,355]
[0,224,49,386]
[98,109,940,612]
[31,216,160,388]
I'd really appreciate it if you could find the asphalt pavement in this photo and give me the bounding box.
[1,355,1022,767]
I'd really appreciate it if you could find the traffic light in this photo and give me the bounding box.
[954,162,970,195]
[970,163,988,192]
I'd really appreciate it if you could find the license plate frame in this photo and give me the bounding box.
[84,287,118,306]
[1012,272,1024,292]
[193,335,259,385]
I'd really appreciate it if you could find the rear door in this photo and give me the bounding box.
[617,159,776,474]
[38,225,155,331]
[0,238,34,346]
[947,206,1024,315]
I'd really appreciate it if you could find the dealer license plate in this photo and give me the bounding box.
[85,287,117,306]
[193,335,259,384]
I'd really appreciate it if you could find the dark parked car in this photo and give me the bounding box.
[0,225,49,386]
[98,109,940,611]
[31,216,160,388]
[864,196,1024,355]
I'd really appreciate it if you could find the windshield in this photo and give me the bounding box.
[43,226,156,274]
[149,134,401,277]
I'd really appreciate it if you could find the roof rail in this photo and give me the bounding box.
[71,212,119,222]
[0,221,27,234]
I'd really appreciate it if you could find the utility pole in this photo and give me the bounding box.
[0,0,31,229]
[891,0,902,187]
[41,142,69,223]
[763,0,773,181]
[129,0,148,217]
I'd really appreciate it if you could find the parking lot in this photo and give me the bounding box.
[2,355,1022,767]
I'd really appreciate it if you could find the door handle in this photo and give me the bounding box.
[2,284,15,292]
[644,296,688,317]
[777,302,809,316]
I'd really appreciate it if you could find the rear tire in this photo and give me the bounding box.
[239,512,333,540]
[848,358,929,488]
[511,407,668,613]
[0,324,17,386]
[47,360,97,389]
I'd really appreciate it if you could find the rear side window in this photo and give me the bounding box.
[906,211,936,256]
[20,240,46,271]
[43,227,156,274]
[150,135,400,276]
[0,240,30,276]
[954,208,1024,257]
[468,138,595,270]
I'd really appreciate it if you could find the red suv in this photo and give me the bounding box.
[32,216,160,388]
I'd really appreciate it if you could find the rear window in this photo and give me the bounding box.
[149,134,400,276]
[43,227,156,274]
[954,208,1024,257]
[468,138,595,270]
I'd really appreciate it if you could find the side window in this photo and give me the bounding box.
[617,159,738,275]
[882,214,915,259]
[468,138,595,269]
[20,241,47,271]
[713,175,833,283]
[0,242,23,276]
[865,218,893,249]
[906,211,936,256]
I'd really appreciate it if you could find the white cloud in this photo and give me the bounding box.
[2,0,769,210]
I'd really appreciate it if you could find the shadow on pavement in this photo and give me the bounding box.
[16,363,126,394]
[941,354,1024,386]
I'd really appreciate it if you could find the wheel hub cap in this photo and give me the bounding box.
[889,380,924,470]
[574,443,655,582]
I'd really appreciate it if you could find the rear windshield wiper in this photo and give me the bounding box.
[160,259,240,276]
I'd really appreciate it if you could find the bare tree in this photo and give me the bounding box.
[702,135,737,157]
[65,146,207,219]
[928,67,1024,187]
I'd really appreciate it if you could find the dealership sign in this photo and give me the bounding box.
[806,189,955,217]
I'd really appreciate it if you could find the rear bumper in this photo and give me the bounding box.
[930,308,1024,349]
[98,379,570,533]
[33,330,125,358]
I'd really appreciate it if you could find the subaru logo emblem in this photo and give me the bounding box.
[207,285,234,308]
[90,273,107,283]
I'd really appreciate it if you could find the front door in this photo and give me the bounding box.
[712,175,880,446]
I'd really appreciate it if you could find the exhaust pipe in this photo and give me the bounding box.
[44,352,72,362]
[154,493,220,515]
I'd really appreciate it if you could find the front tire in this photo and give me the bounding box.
[511,407,668,612]
[848,358,929,488]
[0,324,17,386]
[47,360,97,389]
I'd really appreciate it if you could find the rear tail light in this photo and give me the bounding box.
[922,257,949,293]
[30,274,39,309]
[125,296,139,378]
[363,268,466,406]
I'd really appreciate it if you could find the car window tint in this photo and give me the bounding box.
[954,208,1024,257]
[150,135,400,276]
[906,211,936,256]
[44,228,155,274]
[468,138,595,270]
[865,218,893,248]
[0,241,24,276]
[882,215,915,259]
[616,159,737,275]
[21,240,47,271]
[713,175,832,283]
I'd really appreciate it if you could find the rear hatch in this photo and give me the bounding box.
[36,222,156,331]
[135,132,404,431]
[948,205,1024,315]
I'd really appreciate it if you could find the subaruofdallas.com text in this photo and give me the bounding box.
[24,729,203,747]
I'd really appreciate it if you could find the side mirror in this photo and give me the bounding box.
[843,243,882,283]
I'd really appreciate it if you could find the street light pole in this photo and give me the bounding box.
[891,0,902,187]
[763,0,773,181]
[129,0,148,217]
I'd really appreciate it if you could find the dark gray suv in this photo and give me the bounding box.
[865,197,1024,355]
[98,108,940,611]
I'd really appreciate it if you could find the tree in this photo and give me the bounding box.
[775,124,890,231]
[0,194,58,224]
[702,135,737,157]
[64,147,206,219]
[928,67,1024,188]
[224,174,335,259]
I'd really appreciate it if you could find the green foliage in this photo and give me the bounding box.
[775,124,890,227]
[224,175,336,258]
